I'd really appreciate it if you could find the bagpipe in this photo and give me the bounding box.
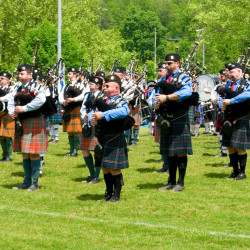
[0,88,8,112]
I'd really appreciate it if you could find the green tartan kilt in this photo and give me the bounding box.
[49,102,62,124]
[102,133,129,170]
[222,118,250,149]
[160,113,193,155]
[13,116,47,154]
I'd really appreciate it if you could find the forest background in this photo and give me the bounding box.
[0,0,249,79]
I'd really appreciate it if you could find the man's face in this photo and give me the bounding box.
[225,68,230,79]
[18,71,31,84]
[157,68,167,78]
[114,72,125,80]
[165,61,179,74]
[219,74,226,82]
[0,77,10,87]
[229,68,242,82]
[67,72,77,81]
[89,82,99,92]
[104,81,119,97]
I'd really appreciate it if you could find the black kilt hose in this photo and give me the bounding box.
[222,118,250,149]
[101,134,129,170]
[160,113,193,155]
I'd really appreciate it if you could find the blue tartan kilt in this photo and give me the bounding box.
[49,102,62,124]
[102,133,129,170]
[160,113,193,155]
[188,106,194,123]
[222,118,250,149]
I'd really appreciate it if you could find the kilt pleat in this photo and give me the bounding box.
[49,103,62,124]
[79,127,98,151]
[13,116,47,154]
[160,113,193,155]
[0,113,15,137]
[222,118,250,149]
[102,134,129,170]
[62,106,82,133]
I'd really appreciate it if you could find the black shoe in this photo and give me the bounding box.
[158,183,175,191]
[82,176,93,183]
[0,157,7,161]
[97,193,112,202]
[89,178,100,184]
[224,163,232,167]
[27,184,39,191]
[108,192,120,203]
[1,157,12,162]
[203,131,209,134]
[63,152,72,157]
[234,172,246,180]
[215,152,227,157]
[70,153,78,157]
[228,171,239,179]
[172,184,184,191]
[190,132,195,136]
[12,183,31,190]
[211,133,218,136]
[196,133,199,137]
[48,139,55,143]
[154,167,168,173]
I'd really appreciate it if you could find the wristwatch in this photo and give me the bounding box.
[165,95,170,101]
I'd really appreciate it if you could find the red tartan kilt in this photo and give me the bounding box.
[0,112,15,138]
[154,119,160,143]
[13,116,47,154]
[62,106,82,133]
[79,127,98,151]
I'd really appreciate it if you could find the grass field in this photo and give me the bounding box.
[0,126,249,249]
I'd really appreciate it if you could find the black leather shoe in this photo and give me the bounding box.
[12,183,31,190]
[27,184,39,191]
[63,153,72,157]
[70,153,78,157]
[82,176,93,183]
[234,173,246,180]
[0,157,7,161]
[108,193,120,203]
[228,172,239,179]
[158,183,175,191]
[154,167,168,173]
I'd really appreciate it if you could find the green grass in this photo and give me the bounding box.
[0,127,249,249]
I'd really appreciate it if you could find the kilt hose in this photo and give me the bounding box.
[160,113,193,156]
[62,106,82,133]
[49,102,62,124]
[154,119,160,143]
[0,112,15,138]
[79,127,98,151]
[13,115,47,154]
[222,118,250,149]
[102,133,129,170]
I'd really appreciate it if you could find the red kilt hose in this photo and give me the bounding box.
[79,127,98,151]
[62,106,82,133]
[0,112,15,138]
[13,115,47,154]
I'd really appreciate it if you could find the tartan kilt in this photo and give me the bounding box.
[131,106,142,126]
[13,116,47,154]
[160,113,193,155]
[49,103,62,124]
[0,112,15,138]
[79,127,98,151]
[154,119,160,143]
[222,118,250,149]
[62,106,82,133]
[188,106,194,123]
[102,133,129,170]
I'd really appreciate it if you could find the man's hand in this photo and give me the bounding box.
[155,94,167,104]
[221,99,231,111]
[15,106,24,113]
[11,111,18,119]
[83,114,88,123]
[67,98,75,103]
[90,111,103,126]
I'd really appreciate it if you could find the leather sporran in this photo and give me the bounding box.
[221,120,232,136]
[62,110,71,122]
[15,120,23,136]
[156,115,171,136]
[82,123,92,137]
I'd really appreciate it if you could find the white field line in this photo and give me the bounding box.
[0,206,249,239]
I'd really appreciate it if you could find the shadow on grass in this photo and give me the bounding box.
[13,162,23,166]
[144,159,159,163]
[202,153,215,157]
[11,171,24,177]
[72,177,85,182]
[137,183,165,189]
[204,173,228,178]
[205,163,226,168]
[137,167,155,173]
[77,193,104,201]
[75,164,85,169]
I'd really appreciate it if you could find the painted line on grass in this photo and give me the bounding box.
[0,205,249,239]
